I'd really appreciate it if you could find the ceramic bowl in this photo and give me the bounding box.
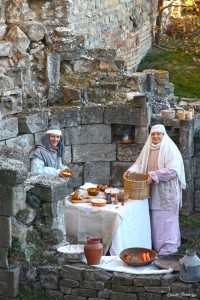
[60,169,74,178]
[87,187,100,196]
[91,198,106,207]
[57,244,85,262]
[120,247,157,267]
[117,191,129,203]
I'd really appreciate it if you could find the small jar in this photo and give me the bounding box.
[186,111,193,120]
[188,108,195,117]
[177,111,185,120]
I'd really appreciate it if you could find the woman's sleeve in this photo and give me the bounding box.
[57,157,69,170]
[148,168,177,183]
[30,157,60,177]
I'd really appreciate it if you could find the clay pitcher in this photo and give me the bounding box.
[84,237,103,265]
[179,249,200,283]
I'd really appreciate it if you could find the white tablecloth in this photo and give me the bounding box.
[65,197,151,256]
[84,256,173,275]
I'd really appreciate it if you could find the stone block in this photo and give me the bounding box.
[64,124,111,145]
[66,163,84,194]
[125,72,147,92]
[16,207,37,224]
[134,275,161,286]
[6,26,30,52]
[183,158,193,181]
[0,267,20,298]
[6,134,34,149]
[19,21,45,42]
[47,53,60,86]
[83,268,112,282]
[34,131,46,144]
[104,105,150,126]
[181,180,194,215]
[84,161,110,184]
[33,177,68,202]
[0,117,18,141]
[0,89,22,117]
[0,184,26,216]
[193,157,200,179]
[194,190,200,212]
[179,128,194,158]
[48,86,62,104]
[111,162,131,187]
[41,228,64,244]
[0,41,12,56]
[63,146,72,164]
[81,105,103,124]
[62,86,81,103]
[0,247,9,269]
[117,143,143,162]
[179,123,194,158]
[194,179,200,190]
[0,146,30,170]
[135,126,149,144]
[111,292,137,300]
[73,58,99,73]
[11,217,28,242]
[45,214,66,234]
[43,199,65,218]
[0,158,27,186]
[60,265,84,281]
[0,217,11,248]
[50,107,81,127]
[73,144,116,162]
[18,111,49,134]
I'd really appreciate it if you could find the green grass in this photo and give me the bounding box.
[137,47,200,99]
[20,288,62,300]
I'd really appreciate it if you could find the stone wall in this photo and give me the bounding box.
[66,0,158,72]
[0,155,200,299]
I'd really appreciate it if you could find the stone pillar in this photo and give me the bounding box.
[0,158,27,298]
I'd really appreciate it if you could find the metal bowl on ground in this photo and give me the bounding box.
[120,247,157,267]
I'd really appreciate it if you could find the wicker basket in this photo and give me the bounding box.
[123,173,149,200]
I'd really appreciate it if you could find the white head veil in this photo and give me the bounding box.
[128,124,186,189]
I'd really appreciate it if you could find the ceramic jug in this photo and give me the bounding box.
[179,249,200,283]
[84,237,103,265]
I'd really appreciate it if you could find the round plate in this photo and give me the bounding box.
[91,198,106,207]
[120,247,157,267]
[154,254,184,271]
[119,140,133,144]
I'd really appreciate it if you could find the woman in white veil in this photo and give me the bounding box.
[125,124,186,255]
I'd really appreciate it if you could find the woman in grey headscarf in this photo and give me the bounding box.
[29,125,68,177]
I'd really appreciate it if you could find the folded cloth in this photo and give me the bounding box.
[83,256,173,275]
[79,183,98,190]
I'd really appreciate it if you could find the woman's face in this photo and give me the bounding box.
[151,132,164,144]
[49,134,60,147]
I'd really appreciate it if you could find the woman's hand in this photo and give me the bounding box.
[124,171,131,177]
[147,175,153,185]
[59,171,65,178]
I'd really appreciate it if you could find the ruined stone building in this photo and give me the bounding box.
[0,1,200,298]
